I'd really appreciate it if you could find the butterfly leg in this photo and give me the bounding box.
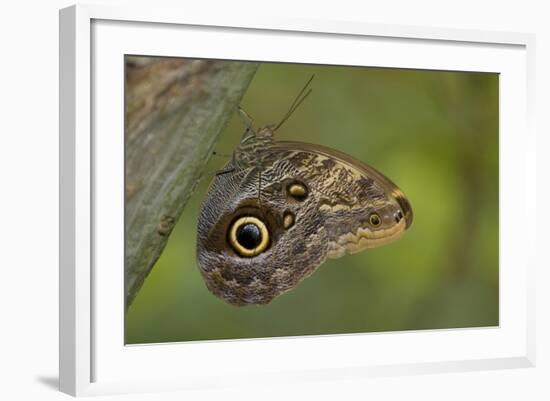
[214,151,238,176]
[238,106,255,131]
[216,168,236,176]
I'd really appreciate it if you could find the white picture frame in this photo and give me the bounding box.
[59,4,536,397]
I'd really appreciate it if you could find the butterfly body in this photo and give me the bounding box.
[197,125,412,306]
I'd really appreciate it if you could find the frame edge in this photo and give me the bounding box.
[524,33,537,368]
[59,5,77,396]
[60,4,93,396]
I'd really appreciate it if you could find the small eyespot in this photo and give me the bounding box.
[287,182,308,200]
[369,213,381,227]
[228,216,270,257]
[283,212,295,229]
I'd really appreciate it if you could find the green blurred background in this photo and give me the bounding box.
[125,61,499,344]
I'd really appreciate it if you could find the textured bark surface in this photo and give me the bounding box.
[125,56,258,307]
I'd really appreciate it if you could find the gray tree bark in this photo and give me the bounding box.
[125,56,258,308]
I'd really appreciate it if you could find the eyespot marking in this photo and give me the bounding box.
[283,212,295,229]
[287,182,308,200]
[228,216,270,257]
[369,213,381,227]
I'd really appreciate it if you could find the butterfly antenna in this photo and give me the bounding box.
[273,74,315,132]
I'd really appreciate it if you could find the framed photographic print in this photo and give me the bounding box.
[59,4,536,396]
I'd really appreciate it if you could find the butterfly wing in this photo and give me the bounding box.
[271,141,413,258]
[196,141,412,305]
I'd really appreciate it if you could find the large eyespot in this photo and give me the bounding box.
[228,216,270,257]
[369,212,381,227]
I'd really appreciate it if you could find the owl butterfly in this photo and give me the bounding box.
[197,76,413,306]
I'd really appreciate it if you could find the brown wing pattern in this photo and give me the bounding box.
[196,141,412,305]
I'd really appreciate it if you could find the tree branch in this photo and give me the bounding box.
[124,56,258,307]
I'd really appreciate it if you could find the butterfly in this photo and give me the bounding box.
[196,75,413,306]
